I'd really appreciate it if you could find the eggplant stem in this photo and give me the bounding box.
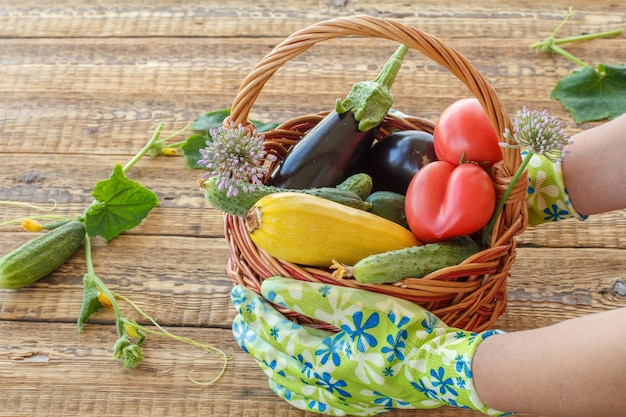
[336,44,410,132]
[373,44,409,90]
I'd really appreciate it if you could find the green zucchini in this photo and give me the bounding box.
[365,191,409,229]
[333,235,481,284]
[336,173,373,200]
[200,176,371,217]
[0,220,86,289]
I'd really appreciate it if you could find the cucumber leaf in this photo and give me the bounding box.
[252,120,280,133]
[85,164,159,241]
[181,109,229,169]
[191,108,232,132]
[550,63,626,123]
[180,108,278,170]
[180,133,208,170]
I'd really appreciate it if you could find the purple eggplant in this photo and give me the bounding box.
[362,130,437,195]
[265,110,378,188]
[266,44,409,189]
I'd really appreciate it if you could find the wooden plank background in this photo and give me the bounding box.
[1,1,624,416]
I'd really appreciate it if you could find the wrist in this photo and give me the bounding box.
[416,328,511,415]
[470,331,514,415]
[525,151,588,225]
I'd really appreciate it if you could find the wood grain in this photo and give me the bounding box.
[1,1,625,416]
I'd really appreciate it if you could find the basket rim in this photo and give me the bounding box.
[224,14,519,175]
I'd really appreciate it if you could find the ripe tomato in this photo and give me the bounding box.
[405,161,495,242]
[433,98,502,167]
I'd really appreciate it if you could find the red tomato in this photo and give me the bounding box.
[433,98,502,167]
[405,161,495,242]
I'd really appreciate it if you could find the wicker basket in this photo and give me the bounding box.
[222,15,528,332]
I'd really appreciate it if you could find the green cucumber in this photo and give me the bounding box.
[42,219,72,230]
[365,191,409,229]
[336,235,481,284]
[201,176,371,217]
[336,173,373,200]
[0,220,86,289]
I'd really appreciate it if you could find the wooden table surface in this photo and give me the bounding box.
[1,1,624,416]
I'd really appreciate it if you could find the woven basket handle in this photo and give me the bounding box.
[227,15,518,175]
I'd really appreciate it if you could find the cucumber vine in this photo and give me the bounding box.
[531,7,622,67]
[1,121,233,381]
[532,7,625,123]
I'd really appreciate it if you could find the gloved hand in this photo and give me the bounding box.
[524,151,587,225]
[231,276,512,416]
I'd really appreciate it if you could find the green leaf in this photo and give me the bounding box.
[253,120,280,132]
[180,109,231,171]
[85,164,159,241]
[192,107,278,134]
[77,273,104,332]
[550,63,626,123]
[180,133,209,170]
[191,108,231,132]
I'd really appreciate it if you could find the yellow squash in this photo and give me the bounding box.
[245,192,420,267]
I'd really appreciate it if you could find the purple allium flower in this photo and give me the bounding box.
[482,107,571,246]
[198,122,275,197]
[502,107,571,163]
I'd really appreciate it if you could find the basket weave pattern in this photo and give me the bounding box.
[222,16,528,332]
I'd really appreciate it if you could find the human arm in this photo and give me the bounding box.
[473,306,626,417]
[526,112,625,224]
[561,113,626,215]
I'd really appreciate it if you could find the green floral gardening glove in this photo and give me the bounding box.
[231,277,512,416]
[524,151,588,225]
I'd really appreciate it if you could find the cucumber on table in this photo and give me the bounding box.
[0,220,86,289]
